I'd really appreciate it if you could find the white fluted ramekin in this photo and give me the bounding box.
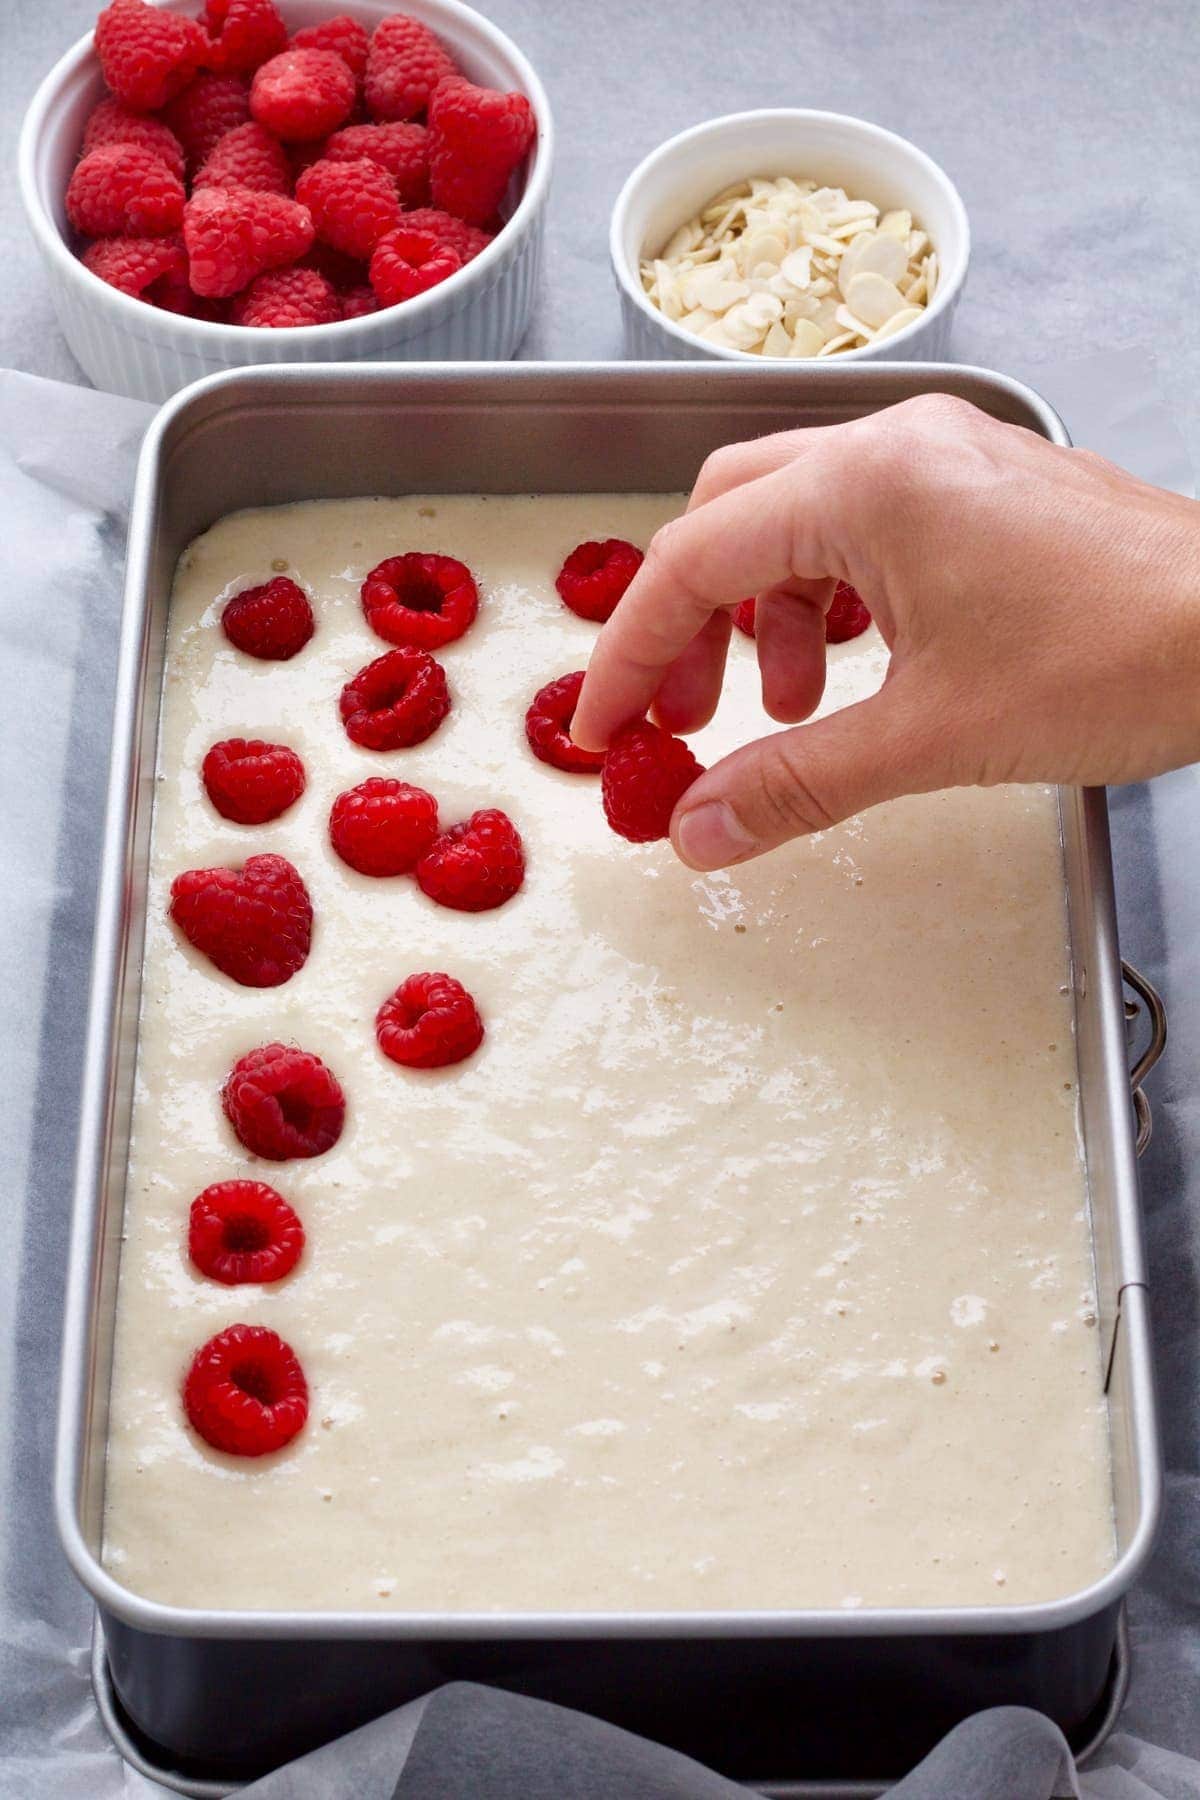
[19,0,552,402]
[611,109,968,364]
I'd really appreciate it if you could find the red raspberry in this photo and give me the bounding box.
[94,0,206,113]
[601,722,705,844]
[222,1042,346,1161]
[556,538,643,624]
[188,1180,304,1285]
[340,647,450,751]
[291,16,370,82]
[82,234,187,301]
[416,809,525,913]
[184,1323,308,1456]
[361,552,478,650]
[397,207,493,263]
[222,576,314,658]
[732,597,756,637]
[365,16,457,123]
[194,122,291,196]
[163,73,251,170]
[203,0,288,76]
[232,265,341,327]
[428,75,536,227]
[296,156,402,260]
[81,99,185,181]
[251,49,356,143]
[369,227,460,304]
[325,122,428,205]
[826,580,873,644]
[329,777,439,877]
[202,738,305,823]
[340,283,378,318]
[525,671,605,774]
[169,853,312,988]
[184,186,314,297]
[376,972,484,1070]
[66,145,184,238]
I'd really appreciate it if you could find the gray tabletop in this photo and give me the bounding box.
[3,0,1200,1792]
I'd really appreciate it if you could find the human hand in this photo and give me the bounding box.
[572,395,1200,871]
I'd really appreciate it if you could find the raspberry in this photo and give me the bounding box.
[81,99,185,181]
[340,647,450,751]
[94,0,206,113]
[376,973,484,1070]
[525,671,605,774]
[329,777,439,877]
[325,122,428,205]
[369,227,460,304]
[184,1323,308,1456]
[202,738,305,824]
[556,538,643,624]
[169,853,312,988]
[163,73,251,170]
[231,265,341,326]
[340,283,379,318]
[66,145,184,238]
[194,122,291,196]
[251,49,356,143]
[296,156,402,260]
[396,207,492,263]
[184,186,314,297]
[601,722,705,844]
[365,16,457,123]
[428,75,535,227]
[300,240,365,287]
[82,234,187,301]
[291,16,371,82]
[203,0,287,76]
[416,809,524,913]
[223,1042,346,1160]
[732,597,756,637]
[188,1180,304,1285]
[222,575,314,658]
[361,552,478,650]
[826,580,873,644]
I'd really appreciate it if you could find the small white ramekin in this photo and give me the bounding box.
[19,0,552,402]
[611,109,969,365]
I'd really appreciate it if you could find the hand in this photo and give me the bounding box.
[571,394,1200,871]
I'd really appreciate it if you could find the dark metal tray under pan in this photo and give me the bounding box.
[60,363,1164,1786]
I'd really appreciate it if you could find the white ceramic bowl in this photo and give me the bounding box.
[611,109,969,365]
[19,0,553,402]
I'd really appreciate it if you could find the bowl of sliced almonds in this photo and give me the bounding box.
[611,108,969,362]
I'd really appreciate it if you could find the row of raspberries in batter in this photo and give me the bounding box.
[67,0,535,324]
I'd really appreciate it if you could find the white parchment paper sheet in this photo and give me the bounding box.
[0,354,1195,1796]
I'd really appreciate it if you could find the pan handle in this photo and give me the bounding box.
[1122,960,1166,1157]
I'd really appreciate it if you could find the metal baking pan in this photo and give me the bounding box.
[58,362,1163,1786]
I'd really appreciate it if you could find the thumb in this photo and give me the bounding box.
[670,676,946,870]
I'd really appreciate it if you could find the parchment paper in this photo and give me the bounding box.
[0,353,1194,1796]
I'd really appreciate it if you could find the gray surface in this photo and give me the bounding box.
[2,0,1200,1794]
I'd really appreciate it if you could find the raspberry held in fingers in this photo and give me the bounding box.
[340,648,451,751]
[825,580,872,644]
[556,539,643,624]
[376,972,484,1069]
[602,722,705,843]
[188,1180,304,1285]
[183,1323,308,1455]
[202,738,305,824]
[525,672,605,774]
[222,1043,345,1160]
[361,552,478,649]
[732,597,757,638]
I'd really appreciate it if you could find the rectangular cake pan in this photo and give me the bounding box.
[58,362,1162,1788]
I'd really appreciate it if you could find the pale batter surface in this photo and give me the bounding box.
[102,494,1114,1612]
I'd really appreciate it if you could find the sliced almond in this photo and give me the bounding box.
[835,302,874,338]
[779,245,813,289]
[789,319,827,358]
[878,209,912,240]
[762,320,793,357]
[870,305,923,342]
[845,271,907,327]
[818,330,861,356]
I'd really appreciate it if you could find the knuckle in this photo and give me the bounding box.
[695,444,744,497]
[752,739,838,838]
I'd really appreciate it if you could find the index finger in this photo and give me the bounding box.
[572,454,840,751]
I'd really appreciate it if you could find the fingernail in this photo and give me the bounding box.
[674,800,757,870]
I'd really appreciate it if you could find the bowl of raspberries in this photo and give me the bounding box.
[19,0,551,400]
